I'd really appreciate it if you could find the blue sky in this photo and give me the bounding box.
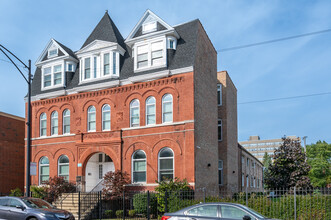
[0,0,330,144]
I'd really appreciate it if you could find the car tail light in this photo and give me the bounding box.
[161,216,172,220]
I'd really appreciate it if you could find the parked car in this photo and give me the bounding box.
[0,196,74,220]
[161,202,278,220]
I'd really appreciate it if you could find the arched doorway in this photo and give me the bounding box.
[85,152,115,192]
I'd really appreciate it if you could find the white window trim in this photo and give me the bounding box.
[102,104,111,131]
[39,157,49,185]
[41,60,65,91]
[62,109,70,135]
[58,155,69,181]
[130,99,140,127]
[131,150,147,184]
[162,94,173,123]
[146,96,156,126]
[133,36,167,73]
[142,21,157,34]
[158,147,174,182]
[167,36,177,50]
[40,113,47,137]
[51,111,58,136]
[87,106,96,132]
[48,48,58,58]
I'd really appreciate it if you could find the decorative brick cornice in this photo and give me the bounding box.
[31,75,185,106]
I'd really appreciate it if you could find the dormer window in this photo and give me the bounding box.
[142,21,157,34]
[53,65,62,85]
[48,49,58,58]
[42,63,64,89]
[167,37,177,50]
[134,38,166,72]
[84,57,91,79]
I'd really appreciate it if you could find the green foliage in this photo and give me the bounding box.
[115,210,123,218]
[30,185,46,199]
[306,141,331,187]
[102,170,131,200]
[104,210,113,218]
[42,176,76,203]
[128,210,136,217]
[133,192,157,217]
[264,138,311,189]
[262,152,272,169]
[9,188,23,197]
[155,177,193,213]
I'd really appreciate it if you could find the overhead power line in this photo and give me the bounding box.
[238,92,331,105]
[0,58,28,72]
[218,28,331,52]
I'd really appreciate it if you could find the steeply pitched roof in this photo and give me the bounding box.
[54,40,77,59]
[81,11,125,49]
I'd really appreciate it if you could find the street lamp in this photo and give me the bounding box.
[0,44,32,197]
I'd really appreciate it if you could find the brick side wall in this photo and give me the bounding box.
[193,22,218,193]
[0,114,25,193]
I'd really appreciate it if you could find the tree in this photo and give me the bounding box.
[264,137,311,189]
[42,176,76,203]
[102,170,131,200]
[306,141,331,187]
[262,152,272,170]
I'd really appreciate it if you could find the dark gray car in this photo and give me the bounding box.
[161,202,278,220]
[0,196,74,220]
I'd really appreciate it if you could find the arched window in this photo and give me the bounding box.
[51,111,58,135]
[102,104,111,131]
[146,96,156,125]
[58,155,69,181]
[40,113,47,137]
[63,109,70,134]
[132,150,146,183]
[162,94,173,123]
[130,99,140,127]
[158,147,174,181]
[87,106,96,131]
[39,156,49,184]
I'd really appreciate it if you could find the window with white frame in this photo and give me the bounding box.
[146,96,156,125]
[112,52,117,75]
[93,56,97,78]
[142,21,157,34]
[63,109,70,134]
[53,65,62,85]
[43,67,52,87]
[132,150,146,183]
[87,106,96,131]
[58,155,69,181]
[151,41,163,66]
[158,147,174,181]
[84,57,91,80]
[218,160,223,185]
[48,48,58,58]
[137,45,148,69]
[40,113,47,137]
[42,64,63,89]
[218,119,222,141]
[135,39,165,71]
[51,111,58,135]
[102,104,111,131]
[162,94,173,123]
[130,99,140,127]
[103,53,110,75]
[217,84,222,106]
[39,156,49,184]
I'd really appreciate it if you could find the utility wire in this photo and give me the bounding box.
[218,28,331,52]
[238,91,331,105]
[0,58,28,70]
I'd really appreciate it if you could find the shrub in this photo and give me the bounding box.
[30,185,46,199]
[116,210,123,218]
[9,188,23,197]
[104,210,113,218]
[103,170,131,200]
[133,192,157,217]
[42,176,76,203]
[128,210,136,217]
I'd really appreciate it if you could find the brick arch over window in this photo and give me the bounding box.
[35,107,48,119]
[53,148,75,162]
[158,87,179,99]
[59,103,75,113]
[124,92,142,106]
[152,139,182,155]
[142,89,158,99]
[78,146,120,176]
[47,105,61,113]
[34,150,54,163]
[124,141,150,160]
[82,100,98,112]
[98,98,116,108]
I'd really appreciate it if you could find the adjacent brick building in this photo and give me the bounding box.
[0,111,25,194]
[26,10,220,193]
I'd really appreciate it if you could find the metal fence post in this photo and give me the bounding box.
[294,187,297,220]
[78,191,81,220]
[99,191,102,220]
[122,191,125,220]
[245,187,248,207]
[147,191,150,220]
[165,190,168,213]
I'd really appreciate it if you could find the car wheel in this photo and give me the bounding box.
[29,218,37,220]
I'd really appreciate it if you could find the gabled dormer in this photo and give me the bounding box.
[35,39,78,91]
[76,11,125,85]
[125,10,180,73]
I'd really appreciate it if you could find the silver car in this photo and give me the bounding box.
[161,202,277,220]
[0,196,74,220]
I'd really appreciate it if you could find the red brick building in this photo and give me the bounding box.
[0,111,25,194]
[26,10,220,192]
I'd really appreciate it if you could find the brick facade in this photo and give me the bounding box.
[0,112,25,194]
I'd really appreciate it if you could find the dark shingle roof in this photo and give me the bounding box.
[54,40,77,59]
[81,12,125,49]
[31,18,200,97]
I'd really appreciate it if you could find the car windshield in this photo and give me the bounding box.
[241,206,266,218]
[22,198,55,209]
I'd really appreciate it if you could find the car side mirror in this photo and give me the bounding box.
[16,205,25,211]
[243,215,251,220]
